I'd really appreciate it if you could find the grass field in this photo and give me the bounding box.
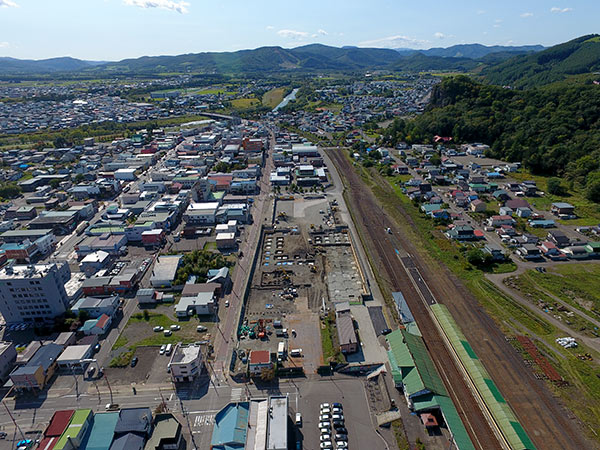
[522,264,600,318]
[261,88,286,109]
[230,98,261,110]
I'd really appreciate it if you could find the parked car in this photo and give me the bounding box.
[105,403,119,411]
[320,435,331,442]
[153,326,164,332]
[335,441,348,449]
[130,357,138,367]
[160,345,166,355]
[93,343,101,353]
[196,325,207,332]
[381,328,392,335]
[0,431,8,439]
[295,412,302,426]
[318,422,331,429]
[163,330,172,337]
[319,413,331,421]
[332,414,344,421]
[170,325,181,331]
[319,442,333,450]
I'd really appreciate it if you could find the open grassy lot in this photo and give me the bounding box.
[230,98,260,110]
[261,87,286,108]
[522,264,600,318]
[111,305,214,356]
[511,171,600,226]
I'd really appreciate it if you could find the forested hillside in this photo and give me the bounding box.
[382,76,600,201]
[483,34,600,88]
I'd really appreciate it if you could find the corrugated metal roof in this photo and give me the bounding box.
[80,412,119,450]
[431,304,535,450]
[436,395,476,450]
[402,331,447,396]
[44,410,74,437]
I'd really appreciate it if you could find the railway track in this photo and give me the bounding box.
[326,150,501,449]
[326,147,592,450]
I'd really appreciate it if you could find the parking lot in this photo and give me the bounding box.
[294,378,386,450]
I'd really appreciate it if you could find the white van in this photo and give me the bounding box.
[290,348,303,357]
[165,344,173,355]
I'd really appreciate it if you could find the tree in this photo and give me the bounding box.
[585,172,600,202]
[74,174,85,183]
[49,179,61,189]
[466,248,493,268]
[546,177,565,195]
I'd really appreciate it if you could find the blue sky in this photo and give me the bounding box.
[0,0,596,60]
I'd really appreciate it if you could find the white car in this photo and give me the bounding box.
[320,434,331,442]
[159,345,166,355]
[319,427,330,434]
[319,414,331,421]
[332,414,344,421]
[320,407,331,414]
[153,326,164,332]
[320,403,331,409]
[170,325,181,331]
[335,441,348,449]
[163,330,172,336]
[196,325,207,332]
[320,442,333,450]
[318,422,331,429]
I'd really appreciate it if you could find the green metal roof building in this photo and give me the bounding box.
[387,330,475,450]
[432,304,536,450]
[54,409,93,450]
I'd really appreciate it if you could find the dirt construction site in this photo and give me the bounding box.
[326,148,593,450]
[233,196,369,376]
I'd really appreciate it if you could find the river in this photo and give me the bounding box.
[273,88,299,112]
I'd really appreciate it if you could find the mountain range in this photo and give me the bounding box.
[0,43,544,76]
[0,37,599,89]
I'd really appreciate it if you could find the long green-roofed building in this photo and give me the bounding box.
[387,329,475,450]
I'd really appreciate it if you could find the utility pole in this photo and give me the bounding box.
[104,371,114,404]
[3,401,25,440]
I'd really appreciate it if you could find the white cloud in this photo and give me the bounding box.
[318,29,328,36]
[123,0,189,14]
[0,42,9,48]
[520,12,533,18]
[434,32,445,39]
[358,34,429,49]
[550,7,572,13]
[476,9,486,15]
[277,29,309,39]
[265,25,274,30]
[0,0,19,7]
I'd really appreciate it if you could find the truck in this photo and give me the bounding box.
[277,341,287,360]
[76,221,90,235]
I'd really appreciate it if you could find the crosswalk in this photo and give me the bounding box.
[230,387,243,402]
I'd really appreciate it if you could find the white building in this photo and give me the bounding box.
[114,168,137,181]
[183,202,220,225]
[174,290,216,317]
[0,262,71,324]
[56,344,92,371]
[168,343,204,382]
[216,232,236,250]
